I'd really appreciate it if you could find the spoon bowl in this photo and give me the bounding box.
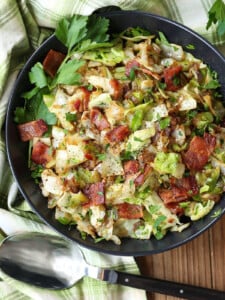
[0,232,84,288]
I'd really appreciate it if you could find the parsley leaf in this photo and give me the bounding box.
[29,63,48,88]
[15,88,57,125]
[55,59,85,85]
[56,15,88,51]
[55,14,110,53]
[86,15,109,43]
[186,44,195,50]
[206,0,225,37]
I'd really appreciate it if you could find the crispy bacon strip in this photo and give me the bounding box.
[31,141,52,165]
[105,125,130,143]
[43,49,65,77]
[159,176,199,205]
[159,187,188,204]
[165,203,184,216]
[163,64,182,91]
[183,134,216,171]
[83,182,105,206]
[73,87,91,112]
[90,108,110,131]
[134,164,152,187]
[109,79,123,100]
[124,160,139,175]
[117,203,143,219]
[17,119,48,142]
[125,60,140,77]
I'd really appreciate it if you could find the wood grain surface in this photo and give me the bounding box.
[136,214,225,300]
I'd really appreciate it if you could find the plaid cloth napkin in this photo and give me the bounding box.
[0,0,224,299]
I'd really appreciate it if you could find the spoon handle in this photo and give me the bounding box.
[102,269,224,300]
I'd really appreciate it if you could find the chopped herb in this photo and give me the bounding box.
[158,31,169,45]
[94,237,106,243]
[134,136,144,142]
[211,208,222,218]
[96,153,106,161]
[97,191,104,196]
[129,67,137,81]
[186,44,195,50]
[80,231,87,240]
[159,117,171,130]
[66,112,77,122]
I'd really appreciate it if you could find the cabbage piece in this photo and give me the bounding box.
[105,101,125,125]
[184,200,215,221]
[113,219,152,239]
[76,167,101,187]
[88,92,112,109]
[96,151,124,177]
[126,127,155,152]
[57,191,88,214]
[55,208,73,225]
[211,157,225,176]
[41,169,64,196]
[147,104,168,122]
[52,126,66,148]
[160,42,184,61]
[192,112,214,131]
[196,166,220,194]
[105,179,136,205]
[82,44,125,66]
[142,192,188,239]
[152,152,185,178]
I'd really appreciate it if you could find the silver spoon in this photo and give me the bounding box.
[0,232,224,300]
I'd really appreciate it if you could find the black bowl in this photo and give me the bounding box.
[5,11,225,256]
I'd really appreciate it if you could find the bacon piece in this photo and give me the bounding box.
[159,176,199,205]
[17,119,48,142]
[105,125,130,143]
[124,160,139,175]
[171,176,199,196]
[83,182,105,206]
[163,64,182,91]
[125,60,140,77]
[183,134,216,171]
[165,203,184,216]
[43,49,65,77]
[31,141,52,165]
[73,99,82,111]
[64,177,79,193]
[109,79,123,100]
[117,203,143,219]
[204,132,216,154]
[158,186,188,204]
[134,164,152,187]
[73,87,91,112]
[90,108,110,131]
